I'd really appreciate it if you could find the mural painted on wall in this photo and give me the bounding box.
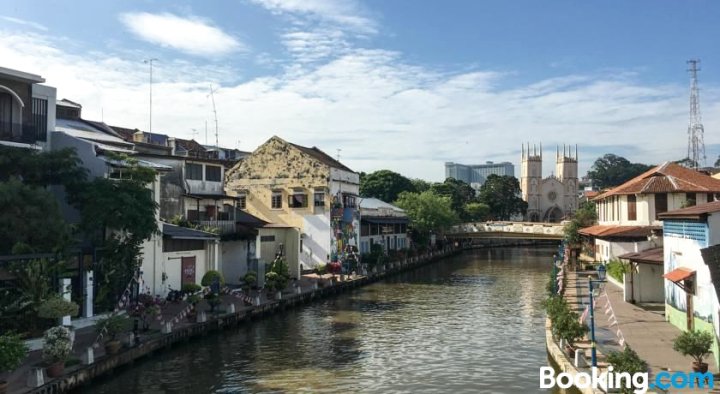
[330,194,359,273]
[665,240,714,324]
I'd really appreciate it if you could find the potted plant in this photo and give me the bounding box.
[130,294,161,332]
[0,333,28,393]
[38,296,79,344]
[181,283,202,295]
[204,293,222,313]
[42,326,72,378]
[242,271,258,291]
[673,329,714,373]
[553,309,588,358]
[96,315,131,356]
[186,293,202,321]
[201,270,225,291]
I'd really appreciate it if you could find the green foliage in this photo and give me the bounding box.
[0,333,28,373]
[606,259,627,283]
[0,146,88,188]
[673,330,714,364]
[42,326,72,363]
[0,179,71,255]
[411,179,432,193]
[360,170,417,203]
[314,264,327,275]
[477,174,528,220]
[243,271,258,287]
[587,154,653,189]
[563,201,597,247]
[361,243,387,268]
[181,283,202,294]
[2,259,62,334]
[38,296,79,320]
[463,202,490,222]
[96,315,131,341]
[395,190,459,236]
[543,294,587,346]
[607,346,648,393]
[201,270,225,288]
[431,178,477,217]
[563,220,582,246]
[265,258,290,291]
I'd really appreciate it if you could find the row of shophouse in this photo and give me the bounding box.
[0,66,409,319]
[578,161,720,367]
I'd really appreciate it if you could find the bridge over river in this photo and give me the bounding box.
[447,221,566,241]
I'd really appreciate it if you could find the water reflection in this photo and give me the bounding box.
[82,247,556,393]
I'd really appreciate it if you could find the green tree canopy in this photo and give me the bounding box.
[411,178,432,193]
[360,170,416,203]
[431,178,477,216]
[395,190,459,235]
[587,154,653,189]
[463,202,490,222]
[477,174,527,220]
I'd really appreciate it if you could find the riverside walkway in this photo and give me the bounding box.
[566,269,719,393]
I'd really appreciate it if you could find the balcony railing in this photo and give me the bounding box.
[195,220,236,235]
[0,122,39,144]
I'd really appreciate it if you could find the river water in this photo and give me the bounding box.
[83,247,555,393]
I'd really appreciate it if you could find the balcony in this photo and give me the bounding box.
[195,220,237,235]
[0,122,38,145]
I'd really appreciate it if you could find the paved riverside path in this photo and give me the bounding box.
[567,269,719,393]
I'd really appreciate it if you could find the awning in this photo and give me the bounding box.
[184,193,239,200]
[362,216,409,225]
[663,267,695,283]
[619,248,664,265]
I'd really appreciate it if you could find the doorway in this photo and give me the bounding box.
[181,256,196,286]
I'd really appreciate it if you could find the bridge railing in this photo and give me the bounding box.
[448,221,566,236]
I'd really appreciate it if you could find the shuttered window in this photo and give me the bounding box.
[627,195,637,221]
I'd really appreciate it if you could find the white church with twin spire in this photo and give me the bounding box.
[520,143,579,222]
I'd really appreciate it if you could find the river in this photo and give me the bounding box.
[81,246,556,393]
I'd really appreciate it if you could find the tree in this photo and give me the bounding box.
[587,154,653,189]
[411,178,432,193]
[464,202,490,221]
[431,178,477,216]
[395,190,459,245]
[477,174,528,220]
[675,157,699,169]
[714,155,720,168]
[360,170,417,203]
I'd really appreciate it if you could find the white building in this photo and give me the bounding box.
[520,144,579,222]
[0,66,56,150]
[359,198,409,254]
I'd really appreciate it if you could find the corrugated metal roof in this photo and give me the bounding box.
[579,224,661,239]
[359,197,405,212]
[162,223,218,240]
[619,248,663,265]
[594,162,720,200]
[658,200,720,219]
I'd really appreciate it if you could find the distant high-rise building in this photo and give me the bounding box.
[444,161,515,189]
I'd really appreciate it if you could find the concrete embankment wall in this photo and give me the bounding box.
[545,320,604,394]
[27,250,460,394]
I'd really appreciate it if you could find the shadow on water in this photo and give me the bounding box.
[81,246,559,393]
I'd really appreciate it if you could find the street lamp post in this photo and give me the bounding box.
[588,264,607,367]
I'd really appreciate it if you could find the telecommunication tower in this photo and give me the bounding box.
[686,59,705,169]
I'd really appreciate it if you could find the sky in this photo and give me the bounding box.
[1,0,719,181]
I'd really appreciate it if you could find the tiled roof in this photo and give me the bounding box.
[658,200,720,220]
[109,125,136,142]
[618,248,663,265]
[290,142,355,173]
[594,162,720,200]
[579,224,661,239]
[175,138,207,157]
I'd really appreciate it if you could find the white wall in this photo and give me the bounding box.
[221,239,251,285]
[623,264,664,303]
[595,239,659,262]
[302,213,331,268]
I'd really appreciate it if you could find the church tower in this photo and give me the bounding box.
[520,143,542,222]
[556,144,579,215]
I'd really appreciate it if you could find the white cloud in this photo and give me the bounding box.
[118,12,244,57]
[0,29,716,181]
[0,16,48,31]
[249,0,377,34]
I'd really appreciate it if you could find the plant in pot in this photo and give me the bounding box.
[38,296,79,344]
[673,329,714,373]
[42,326,72,378]
[204,293,222,313]
[96,315,131,356]
[242,271,258,291]
[201,270,225,291]
[0,333,28,393]
[553,309,588,358]
[186,293,202,321]
[606,346,648,394]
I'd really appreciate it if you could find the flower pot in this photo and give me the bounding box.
[692,361,709,374]
[564,344,576,359]
[105,340,122,355]
[46,361,65,378]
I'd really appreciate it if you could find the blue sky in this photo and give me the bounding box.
[1,0,719,180]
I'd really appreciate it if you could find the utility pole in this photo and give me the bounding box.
[686,59,706,169]
[208,85,219,148]
[143,58,158,133]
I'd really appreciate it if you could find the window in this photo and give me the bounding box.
[342,194,356,208]
[686,193,696,207]
[205,165,222,182]
[31,98,48,141]
[361,223,369,236]
[627,195,637,221]
[260,235,275,242]
[314,192,325,207]
[163,238,204,252]
[186,163,203,180]
[271,192,282,209]
[238,195,247,210]
[655,193,667,218]
[289,193,308,208]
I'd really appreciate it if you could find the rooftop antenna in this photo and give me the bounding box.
[143,58,158,133]
[205,120,208,145]
[686,59,706,169]
[336,148,342,162]
[208,85,219,148]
